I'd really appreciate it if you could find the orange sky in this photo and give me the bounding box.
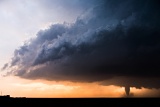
[0,76,159,98]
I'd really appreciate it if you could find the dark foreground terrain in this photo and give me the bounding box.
[0,97,159,107]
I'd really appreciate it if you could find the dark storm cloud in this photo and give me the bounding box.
[3,0,160,88]
[101,76,160,89]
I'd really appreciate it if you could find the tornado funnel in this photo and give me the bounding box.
[125,86,130,96]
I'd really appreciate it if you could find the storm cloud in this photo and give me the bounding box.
[3,0,160,89]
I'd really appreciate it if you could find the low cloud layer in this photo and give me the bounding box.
[3,0,160,89]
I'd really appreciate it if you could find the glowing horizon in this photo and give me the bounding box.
[0,76,159,98]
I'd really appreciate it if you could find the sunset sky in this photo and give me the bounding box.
[0,0,160,98]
